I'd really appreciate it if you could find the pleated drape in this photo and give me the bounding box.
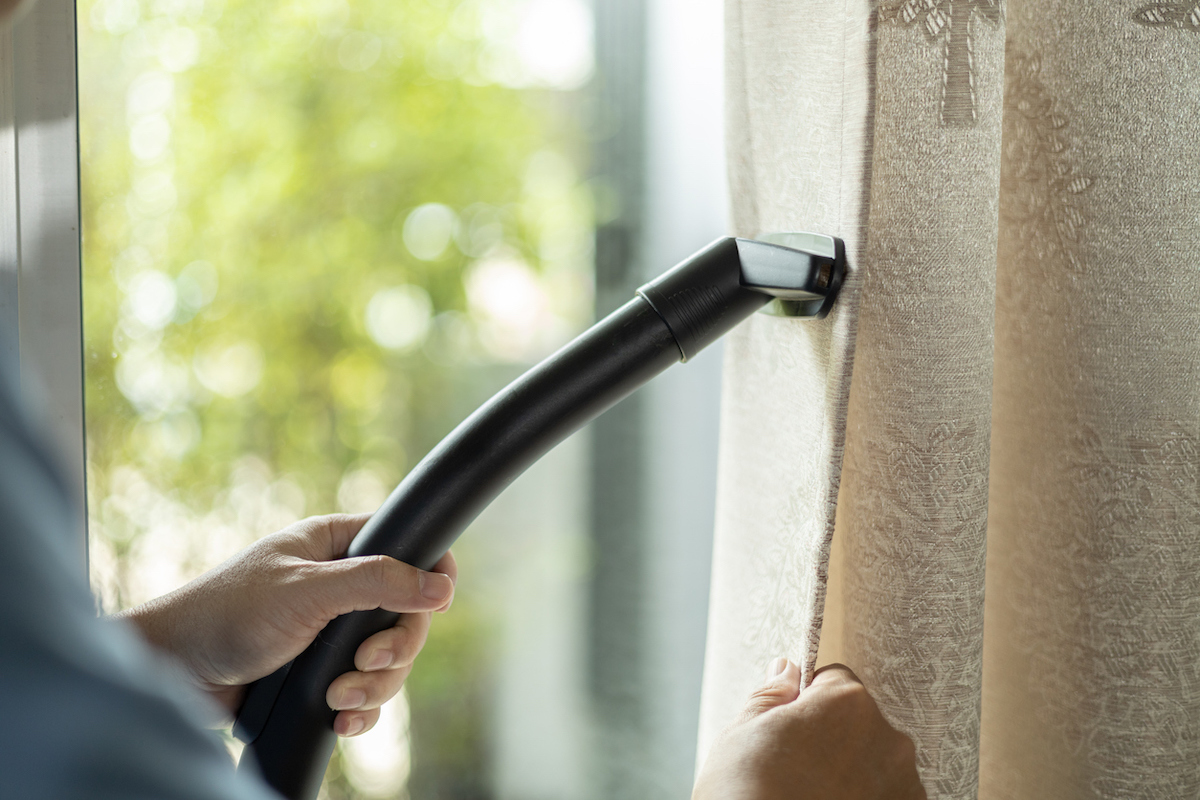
[698,2,1200,797]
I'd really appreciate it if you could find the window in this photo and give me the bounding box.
[4,0,728,796]
[79,0,594,796]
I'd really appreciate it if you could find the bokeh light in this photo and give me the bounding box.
[340,693,413,797]
[402,203,459,262]
[193,341,264,398]
[366,286,433,352]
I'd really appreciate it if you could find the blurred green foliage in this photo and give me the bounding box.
[78,0,593,796]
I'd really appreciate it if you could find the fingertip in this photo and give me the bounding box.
[433,550,458,585]
[810,662,862,688]
[773,658,801,696]
[765,657,790,680]
[763,657,801,690]
[739,657,802,719]
[337,715,365,737]
[327,683,366,711]
[362,648,394,672]
[335,709,378,737]
[419,571,454,602]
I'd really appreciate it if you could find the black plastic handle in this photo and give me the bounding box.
[234,236,844,799]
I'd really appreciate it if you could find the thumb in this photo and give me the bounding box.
[739,657,802,720]
[307,554,454,619]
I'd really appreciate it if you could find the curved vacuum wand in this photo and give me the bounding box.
[233,234,845,799]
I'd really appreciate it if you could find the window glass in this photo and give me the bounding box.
[78,0,595,796]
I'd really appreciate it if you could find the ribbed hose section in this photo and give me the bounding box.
[637,238,771,361]
[662,285,727,347]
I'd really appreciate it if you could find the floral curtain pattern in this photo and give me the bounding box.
[698,2,1200,797]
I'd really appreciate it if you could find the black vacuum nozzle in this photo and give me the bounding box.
[637,234,844,361]
[234,233,845,800]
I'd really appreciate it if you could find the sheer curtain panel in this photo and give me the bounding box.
[698,2,1200,798]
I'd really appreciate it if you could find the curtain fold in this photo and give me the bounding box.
[699,1,1200,797]
[697,0,872,765]
[981,3,1200,797]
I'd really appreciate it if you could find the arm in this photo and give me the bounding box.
[693,660,926,800]
[0,366,278,799]
[117,514,456,737]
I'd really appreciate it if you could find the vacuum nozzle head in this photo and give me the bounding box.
[636,233,845,361]
[746,232,846,318]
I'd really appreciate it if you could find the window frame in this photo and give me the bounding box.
[0,0,87,571]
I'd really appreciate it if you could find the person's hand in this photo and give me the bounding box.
[117,513,456,738]
[693,659,925,800]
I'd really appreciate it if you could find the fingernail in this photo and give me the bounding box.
[766,657,790,680]
[420,572,452,601]
[334,688,366,710]
[343,717,365,736]
[365,650,393,671]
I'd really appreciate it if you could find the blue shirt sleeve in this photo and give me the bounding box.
[0,366,281,800]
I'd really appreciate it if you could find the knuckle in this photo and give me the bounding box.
[297,515,330,540]
[750,687,783,705]
[330,672,388,709]
[369,625,420,666]
[361,553,390,574]
[287,561,328,600]
[395,627,423,662]
[741,688,788,717]
[358,678,387,706]
[366,669,410,706]
[358,555,392,589]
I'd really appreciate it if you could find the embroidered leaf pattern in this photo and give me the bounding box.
[999,49,1095,278]
[1007,426,1200,795]
[1133,2,1200,29]
[841,419,989,799]
[880,0,1003,125]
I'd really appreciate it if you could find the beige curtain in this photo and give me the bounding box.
[697,2,1200,798]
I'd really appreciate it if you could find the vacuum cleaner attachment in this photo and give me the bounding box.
[233,233,845,800]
